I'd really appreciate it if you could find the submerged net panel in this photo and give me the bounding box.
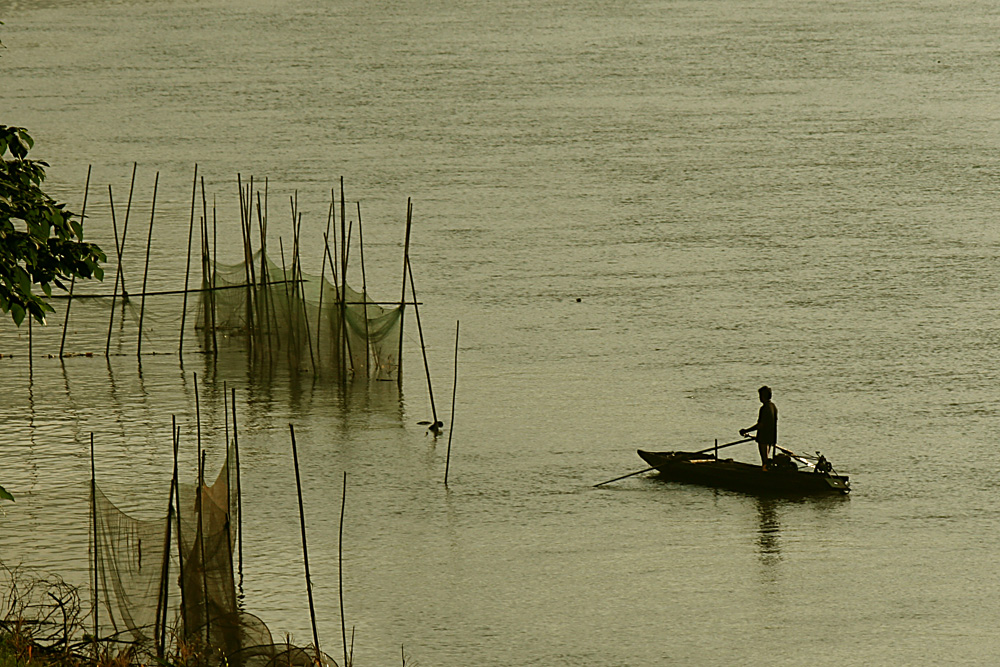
[176,447,240,656]
[93,484,171,647]
[198,251,402,380]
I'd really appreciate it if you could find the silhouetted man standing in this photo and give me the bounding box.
[740,386,778,468]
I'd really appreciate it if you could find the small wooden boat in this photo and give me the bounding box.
[636,449,850,495]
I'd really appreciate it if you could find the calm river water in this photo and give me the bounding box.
[3,0,1000,664]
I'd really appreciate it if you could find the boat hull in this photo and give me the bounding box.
[637,450,850,495]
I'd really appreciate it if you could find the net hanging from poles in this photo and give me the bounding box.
[199,250,402,380]
[93,447,339,667]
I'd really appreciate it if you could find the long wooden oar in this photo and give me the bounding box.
[593,437,754,487]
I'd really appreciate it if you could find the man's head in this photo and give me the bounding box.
[758,385,772,402]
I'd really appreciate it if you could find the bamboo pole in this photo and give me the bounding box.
[210,202,219,352]
[357,201,371,379]
[105,186,123,357]
[192,372,211,646]
[289,424,322,664]
[59,166,91,358]
[179,164,198,355]
[172,419,188,636]
[322,235,352,374]
[197,449,210,648]
[200,178,212,353]
[137,172,158,357]
[238,175,256,351]
[106,165,137,354]
[407,258,438,430]
[397,199,413,384]
[89,433,99,649]
[212,195,219,336]
[231,387,243,580]
[256,190,275,360]
[156,418,175,659]
[316,193,335,363]
[445,321,459,486]
[244,181,259,355]
[294,213,317,373]
[338,470,348,667]
[340,181,348,378]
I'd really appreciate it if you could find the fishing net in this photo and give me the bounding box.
[93,448,339,667]
[92,485,171,646]
[199,250,402,380]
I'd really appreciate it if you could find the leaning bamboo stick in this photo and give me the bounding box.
[407,257,438,430]
[179,164,198,355]
[210,202,219,352]
[357,202,371,378]
[156,418,175,659]
[231,387,243,580]
[445,321,460,485]
[171,418,188,637]
[397,199,413,383]
[89,433,99,650]
[289,424,323,664]
[136,172,158,358]
[104,185,121,358]
[293,212,316,372]
[323,235,353,373]
[338,470,348,667]
[106,164,137,354]
[316,193,335,362]
[59,165,90,357]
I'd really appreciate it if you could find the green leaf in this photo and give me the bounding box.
[10,302,24,326]
[0,485,13,502]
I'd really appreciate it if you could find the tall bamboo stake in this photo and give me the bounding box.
[231,386,243,580]
[58,170,90,355]
[445,321,460,485]
[407,258,438,430]
[179,164,198,355]
[172,419,188,635]
[197,450,210,647]
[316,193,335,363]
[137,172,158,357]
[193,379,210,646]
[289,425,322,663]
[238,175,256,352]
[322,236,352,374]
[199,178,213,353]
[105,186,122,357]
[397,199,413,384]
[338,471,348,667]
[244,183,259,355]
[89,433,99,649]
[107,164,137,354]
[278,238,295,360]
[340,181,348,378]
[357,202,371,378]
[210,201,219,353]
[59,166,91,358]
[156,419,175,659]
[295,213,317,373]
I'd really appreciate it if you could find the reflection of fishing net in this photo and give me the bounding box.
[198,250,401,380]
[93,448,338,666]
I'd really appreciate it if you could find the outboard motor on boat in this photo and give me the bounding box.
[814,452,833,474]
